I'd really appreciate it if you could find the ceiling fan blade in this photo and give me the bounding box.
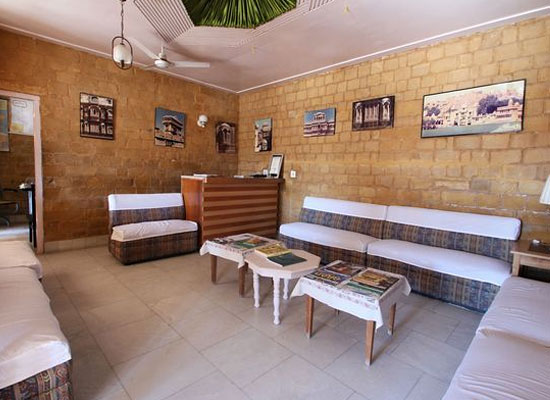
[171,61,211,69]
[128,37,159,60]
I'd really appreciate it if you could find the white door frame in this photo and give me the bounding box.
[0,89,44,253]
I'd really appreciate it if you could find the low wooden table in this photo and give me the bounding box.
[199,234,279,297]
[511,240,550,276]
[291,267,411,365]
[245,249,321,325]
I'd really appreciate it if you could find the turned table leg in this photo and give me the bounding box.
[365,320,376,366]
[273,277,281,325]
[253,271,260,308]
[388,303,396,335]
[210,255,217,284]
[239,263,248,297]
[283,278,290,300]
[305,295,314,338]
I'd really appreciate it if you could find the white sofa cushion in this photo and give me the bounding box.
[0,268,71,389]
[303,196,387,220]
[443,333,550,400]
[279,222,378,253]
[477,276,550,346]
[108,193,183,211]
[111,219,198,242]
[0,241,42,279]
[386,205,521,240]
[367,239,510,286]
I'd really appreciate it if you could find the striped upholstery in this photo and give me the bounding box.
[0,361,72,400]
[109,231,198,265]
[280,234,366,265]
[382,221,514,263]
[109,206,184,229]
[368,255,498,312]
[299,208,385,238]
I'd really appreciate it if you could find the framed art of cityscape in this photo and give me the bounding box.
[352,96,395,131]
[421,79,526,138]
[80,93,114,140]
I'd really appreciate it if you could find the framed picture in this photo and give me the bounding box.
[154,107,185,148]
[421,79,526,138]
[304,107,336,137]
[352,96,394,131]
[0,98,8,152]
[254,118,272,152]
[268,154,284,178]
[10,98,34,136]
[80,93,114,140]
[216,122,236,153]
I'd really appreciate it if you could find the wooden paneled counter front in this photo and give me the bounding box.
[181,176,284,244]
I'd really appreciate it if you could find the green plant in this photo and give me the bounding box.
[182,0,297,29]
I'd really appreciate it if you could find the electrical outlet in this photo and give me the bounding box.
[290,170,297,179]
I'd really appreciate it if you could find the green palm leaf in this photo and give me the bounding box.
[182,0,297,29]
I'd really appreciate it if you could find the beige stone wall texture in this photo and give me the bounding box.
[238,16,550,241]
[0,133,34,215]
[0,30,239,241]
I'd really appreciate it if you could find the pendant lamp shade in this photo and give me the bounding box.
[112,0,133,70]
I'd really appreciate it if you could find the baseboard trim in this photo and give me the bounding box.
[45,235,108,253]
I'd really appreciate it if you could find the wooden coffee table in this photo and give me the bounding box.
[291,266,410,365]
[511,240,550,276]
[245,249,321,325]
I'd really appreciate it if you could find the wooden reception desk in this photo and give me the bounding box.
[181,176,284,244]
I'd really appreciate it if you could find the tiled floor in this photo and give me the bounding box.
[0,222,29,241]
[38,247,483,400]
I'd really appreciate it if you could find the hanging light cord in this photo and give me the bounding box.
[120,0,125,38]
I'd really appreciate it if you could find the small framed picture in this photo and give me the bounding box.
[352,96,395,131]
[268,154,284,178]
[80,93,114,140]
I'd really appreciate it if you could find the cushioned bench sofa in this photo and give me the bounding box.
[443,276,550,399]
[0,241,72,400]
[279,197,521,312]
[108,193,199,264]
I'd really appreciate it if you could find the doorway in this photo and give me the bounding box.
[0,90,44,253]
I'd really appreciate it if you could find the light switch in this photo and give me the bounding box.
[290,170,297,179]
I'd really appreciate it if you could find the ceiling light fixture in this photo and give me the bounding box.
[112,0,133,70]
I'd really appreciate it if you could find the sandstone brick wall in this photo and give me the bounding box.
[0,30,239,241]
[0,133,34,215]
[238,17,550,241]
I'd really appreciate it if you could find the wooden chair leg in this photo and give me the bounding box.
[306,296,314,338]
[388,303,396,335]
[239,263,248,297]
[365,320,376,366]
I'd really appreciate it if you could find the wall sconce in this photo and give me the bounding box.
[197,114,208,128]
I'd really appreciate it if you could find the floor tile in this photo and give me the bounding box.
[445,321,478,351]
[69,282,136,311]
[172,307,249,350]
[325,343,422,400]
[244,355,352,400]
[95,315,180,365]
[405,309,460,342]
[391,332,464,382]
[165,371,248,400]
[275,322,357,369]
[405,374,448,400]
[80,298,154,334]
[114,339,215,400]
[237,302,302,338]
[149,291,217,325]
[429,302,483,326]
[73,349,126,400]
[203,328,291,387]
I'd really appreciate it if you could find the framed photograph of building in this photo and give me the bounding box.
[216,122,236,153]
[254,117,272,152]
[304,107,336,137]
[80,93,114,140]
[352,96,394,131]
[421,79,526,138]
[154,107,185,148]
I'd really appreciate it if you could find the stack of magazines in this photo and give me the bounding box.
[255,243,307,267]
[305,261,364,286]
[211,234,270,250]
[342,269,399,297]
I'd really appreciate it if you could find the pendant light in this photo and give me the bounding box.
[111,0,133,70]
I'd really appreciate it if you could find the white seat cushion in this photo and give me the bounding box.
[443,334,550,400]
[0,268,71,388]
[108,193,182,211]
[0,241,42,279]
[303,196,387,220]
[279,222,378,253]
[111,219,198,242]
[367,239,510,286]
[477,276,550,346]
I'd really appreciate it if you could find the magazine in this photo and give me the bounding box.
[255,243,290,258]
[268,252,307,267]
[305,261,365,286]
[324,261,364,277]
[351,270,399,292]
[306,269,351,286]
[225,234,270,250]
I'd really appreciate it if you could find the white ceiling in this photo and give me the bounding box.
[0,0,549,93]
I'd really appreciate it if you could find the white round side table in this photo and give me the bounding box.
[245,249,321,325]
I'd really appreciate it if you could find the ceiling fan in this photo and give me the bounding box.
[130,38,210,69]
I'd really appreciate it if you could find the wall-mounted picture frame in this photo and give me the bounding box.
[421,79,526,138]
[268,154,284,178]
[0,97,8,152]
[154,107,185,148]
[254,117,272,152]
[304,107,336,137]
[10,98,34,136]
[80,93,114,140]
[352,96,394,131]
[216,122,237,153]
